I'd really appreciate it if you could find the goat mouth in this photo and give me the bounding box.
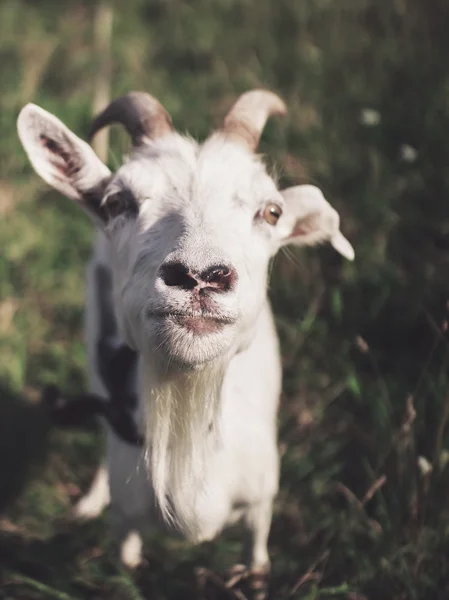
[149,311,236,336]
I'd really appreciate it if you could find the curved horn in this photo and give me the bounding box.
[221,89,287,152]
[89,91,173,145]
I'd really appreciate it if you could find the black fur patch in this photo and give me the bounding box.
[102,189,138,220]
[45,263,142,447]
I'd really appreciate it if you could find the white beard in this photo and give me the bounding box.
[143,357,226,539]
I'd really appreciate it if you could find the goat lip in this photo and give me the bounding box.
[149,311,235,335]
[173,315,226,335]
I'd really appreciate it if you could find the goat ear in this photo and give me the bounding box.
[279,185,354,260]
[17,104,111,222]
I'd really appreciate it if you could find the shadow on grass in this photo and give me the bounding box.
[0,519,246,600]
[0,383,55,515]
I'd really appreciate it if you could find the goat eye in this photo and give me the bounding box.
[104,194,123,219]
[103,191,137,220]
[263,203,283,225]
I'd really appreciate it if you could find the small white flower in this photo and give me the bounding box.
[304,44,322,64]
[360,108,381,126]
[440,450,449,470]
[400,144,418,163]
[417,456,432,476]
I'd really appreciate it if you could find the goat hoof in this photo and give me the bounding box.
[226,565,269,600]
[120,531,143,569]
[247,568,269,600]
[72,496,104,520]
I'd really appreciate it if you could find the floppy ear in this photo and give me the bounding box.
[17,104,111,223]
[278,185,354,260]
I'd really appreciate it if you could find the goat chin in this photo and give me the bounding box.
[142,353,226,539]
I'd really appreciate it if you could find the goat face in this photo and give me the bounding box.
[17,90,354,369]
[107,136,294,368]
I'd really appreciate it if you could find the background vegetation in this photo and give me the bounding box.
[2,0,449,598]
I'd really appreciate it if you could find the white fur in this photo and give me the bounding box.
[17,99,354,571]
[121,530,144,569]
[73,461,110,519]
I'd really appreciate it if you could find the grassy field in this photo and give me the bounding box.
[2,0,449,598]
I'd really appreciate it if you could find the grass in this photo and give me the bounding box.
[2,0,449,598]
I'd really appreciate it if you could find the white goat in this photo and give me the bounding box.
[17,90,354,577]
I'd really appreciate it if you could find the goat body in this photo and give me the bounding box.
[78,228,281,568]
[17,89,355,572]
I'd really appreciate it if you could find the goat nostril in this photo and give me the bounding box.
[200,265,236,291]
[159,263,236,292]
[159,263,197,290]
[206,267,229,283]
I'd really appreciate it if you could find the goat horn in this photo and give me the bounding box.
[221,89,287,152]
[89,91,173,145]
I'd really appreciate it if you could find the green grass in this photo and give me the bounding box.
[2,0,449,598]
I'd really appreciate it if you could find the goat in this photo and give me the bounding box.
[17,90,354,580]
